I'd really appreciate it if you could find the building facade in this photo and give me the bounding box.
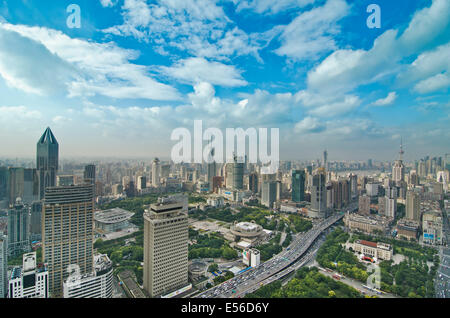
[42,184,94,297]
[143,196,189,298]
[63,254,113,298]
[291,170,305,202]
[7,199,30,256]
[0,234,7,298]
[8,252,48,298]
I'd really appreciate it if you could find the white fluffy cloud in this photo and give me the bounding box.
[104,0,262,60]
[373,92,398,106]
[0,22,181,100]
[236,0,316,14]
[274,0,350,61]
[0,106,42,120]
[159,57,248,87]
[100,0,117,7]
[295,90,361,117]
[307,0,450,94]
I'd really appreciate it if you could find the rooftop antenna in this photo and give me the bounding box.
[399,137,404,161]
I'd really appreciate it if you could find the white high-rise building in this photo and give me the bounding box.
[0,234,7,298]
[392,141,405,184]
[152,158,161,187]
[8,252,48,298]
[385,197,397,219]
[63,254,113,298]
[143,195,189,298]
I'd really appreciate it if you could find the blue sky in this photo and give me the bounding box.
[0,0,449,161]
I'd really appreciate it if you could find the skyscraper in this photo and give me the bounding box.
[323,150,328,170]
[392,140,405,184]
[0,234,7,298]
[291,170,305,202]
[83,165,96,184]
[143,195,189,298]
[310,168,327,218]
[7,168,39,205]
[225,155,244,190]
[261,181,277,209]
[7,198,30,256]
[406,190,420,221]
[42,184,94,297]
[207,144,217,191]
[248,172,258,194]
[152,158,161,187]
[231,155,244,190]
[350,173,358,199]
[0,167,9,208]
[37,127,59,200]
[358,195,371,215]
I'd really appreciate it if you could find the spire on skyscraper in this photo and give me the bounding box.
[38,127,58,145]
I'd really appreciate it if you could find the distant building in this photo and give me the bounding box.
[63,254,113,298]
[206,196,224,208]
[152,158,161,187]
[310,169,327,218]
[137,176,147,191]
[84,165,96,185]
[30,202,42,242]
[57,175,75,186]
[385,197,397,219]
[7,198,30,256]
[261,181,277,209]
[94,208,135,233]
[396,219,420,241]
[143,195,189,298]
[248,173,258,194]
[7,168,39,205]
[358,195,371,216]
[406,190,420,221]
[365,183,379,197]
[230,222,264,243]
[344,213,389,235]
[212,176,224,193]
[422,211,443,245]
[243,248,261,268]
[8,252,48,298]
[351,240,392,261]
[291,170,305,202]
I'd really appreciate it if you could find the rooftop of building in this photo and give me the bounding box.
[94,207,134,224]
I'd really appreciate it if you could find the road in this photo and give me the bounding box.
[435,202,450,298]
[196,213,345,298]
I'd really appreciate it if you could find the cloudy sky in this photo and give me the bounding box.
[0,0,449,161]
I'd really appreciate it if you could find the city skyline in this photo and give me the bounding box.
[0,0,449,160]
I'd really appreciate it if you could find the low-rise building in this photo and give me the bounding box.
[8,252,48,298]
[396,219,420,241]
[351,240,393,261]
[94,208,135,233]
[344,213,389,235]
[63,254,113,298]
[242,248,261,267]
[422,211,443,245]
